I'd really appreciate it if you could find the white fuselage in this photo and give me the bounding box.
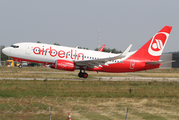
[3,42,133,65]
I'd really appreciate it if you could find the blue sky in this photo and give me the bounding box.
[0,0,178,52]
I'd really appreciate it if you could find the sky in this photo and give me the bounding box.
[0,0,179,52]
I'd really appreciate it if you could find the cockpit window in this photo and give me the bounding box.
[10,45,19,48]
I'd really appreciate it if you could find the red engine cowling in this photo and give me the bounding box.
[55,59,75,71]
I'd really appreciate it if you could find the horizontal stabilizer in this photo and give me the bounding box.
[146,60,175,65]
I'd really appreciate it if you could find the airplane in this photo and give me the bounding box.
[2,26,172,78]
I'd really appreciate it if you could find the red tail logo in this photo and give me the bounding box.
[152,39,163,50]
[148,32,169,56]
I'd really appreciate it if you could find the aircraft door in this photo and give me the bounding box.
[130,59,135,69]
[25,45,31,55]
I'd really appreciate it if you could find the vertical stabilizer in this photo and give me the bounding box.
[129,26,172,61]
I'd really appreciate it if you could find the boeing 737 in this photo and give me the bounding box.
[2,26,172,78]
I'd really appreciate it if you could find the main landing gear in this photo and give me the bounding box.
[78,70,88,78]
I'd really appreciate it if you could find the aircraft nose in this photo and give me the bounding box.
[2,47,9,55]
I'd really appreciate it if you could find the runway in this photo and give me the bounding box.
[0,76,179,82]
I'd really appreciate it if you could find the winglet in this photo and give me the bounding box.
[98,44,106,52]
[120,44,132,57]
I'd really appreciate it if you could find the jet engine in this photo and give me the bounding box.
[55,59,75,71]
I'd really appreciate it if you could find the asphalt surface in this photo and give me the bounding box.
[0,76,178,82]
[0,71,179,81]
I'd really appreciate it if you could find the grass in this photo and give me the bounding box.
[0,80,179,98]
[0,66,179,119]
[0,113,173,120]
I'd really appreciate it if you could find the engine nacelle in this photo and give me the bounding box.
[55,59,75,71]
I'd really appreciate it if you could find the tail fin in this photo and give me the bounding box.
[129,26,172,61]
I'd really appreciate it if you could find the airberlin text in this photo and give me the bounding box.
[33,46,84,60]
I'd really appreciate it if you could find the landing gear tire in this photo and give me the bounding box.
[78,70,88,78]
[78,72,83,78]
[83,73,88,78]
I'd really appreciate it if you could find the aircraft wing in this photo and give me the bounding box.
[146,60,175,65]
[75,44,132,68]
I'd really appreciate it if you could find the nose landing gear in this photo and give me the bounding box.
[78,70,88,78]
